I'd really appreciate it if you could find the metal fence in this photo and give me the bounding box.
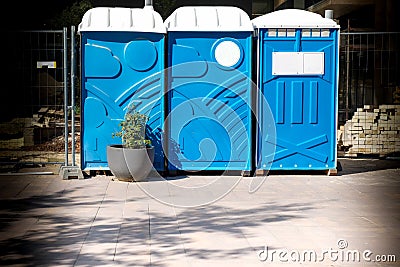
[0,30,399,169]
[338,32,400,124]
[0,29,79,171]
[338,32,400,157]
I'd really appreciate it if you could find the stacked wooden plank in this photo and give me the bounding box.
[339,104,400,156]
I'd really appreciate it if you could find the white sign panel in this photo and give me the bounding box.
[272,52,324,75]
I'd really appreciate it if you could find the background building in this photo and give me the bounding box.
[264,0,399,31]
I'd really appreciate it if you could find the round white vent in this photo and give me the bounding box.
[214,40,242,68]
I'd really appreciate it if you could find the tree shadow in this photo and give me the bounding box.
[0,176,324,266]
[144,201,318,266]
[0,183,149,266]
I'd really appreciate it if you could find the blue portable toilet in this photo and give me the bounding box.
[164,6,254,173]
[252,9,340,174]
[78,6,166,172]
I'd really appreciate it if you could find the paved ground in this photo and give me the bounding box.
[0,158,399,266]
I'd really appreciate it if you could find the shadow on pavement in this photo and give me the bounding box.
[337,158,400,175]
[0,181,322,266]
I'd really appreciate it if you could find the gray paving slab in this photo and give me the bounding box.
[0,158,399,266]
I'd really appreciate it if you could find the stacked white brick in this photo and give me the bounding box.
[339,104,400,156]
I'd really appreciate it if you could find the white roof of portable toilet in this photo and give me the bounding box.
[251,9,339,29]
[78,7,166,33]
[164,6,253,32]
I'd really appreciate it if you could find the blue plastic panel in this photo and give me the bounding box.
[166,32,253,171]
[257,28,339,170]
[80,32,165,171]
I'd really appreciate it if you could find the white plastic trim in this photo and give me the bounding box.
[78,7,166,33]
[164,6,253,32]
[252,9,339,29]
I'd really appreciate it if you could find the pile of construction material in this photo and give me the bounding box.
[31,107,64,128]
[24,132,80,152]
[0,108,65,149]
[338,104,400,157]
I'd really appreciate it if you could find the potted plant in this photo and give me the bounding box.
[106,104,154,182]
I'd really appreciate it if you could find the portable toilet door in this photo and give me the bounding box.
[78,6,166,172]
[252,9,340,173]
[164,6,254,173]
